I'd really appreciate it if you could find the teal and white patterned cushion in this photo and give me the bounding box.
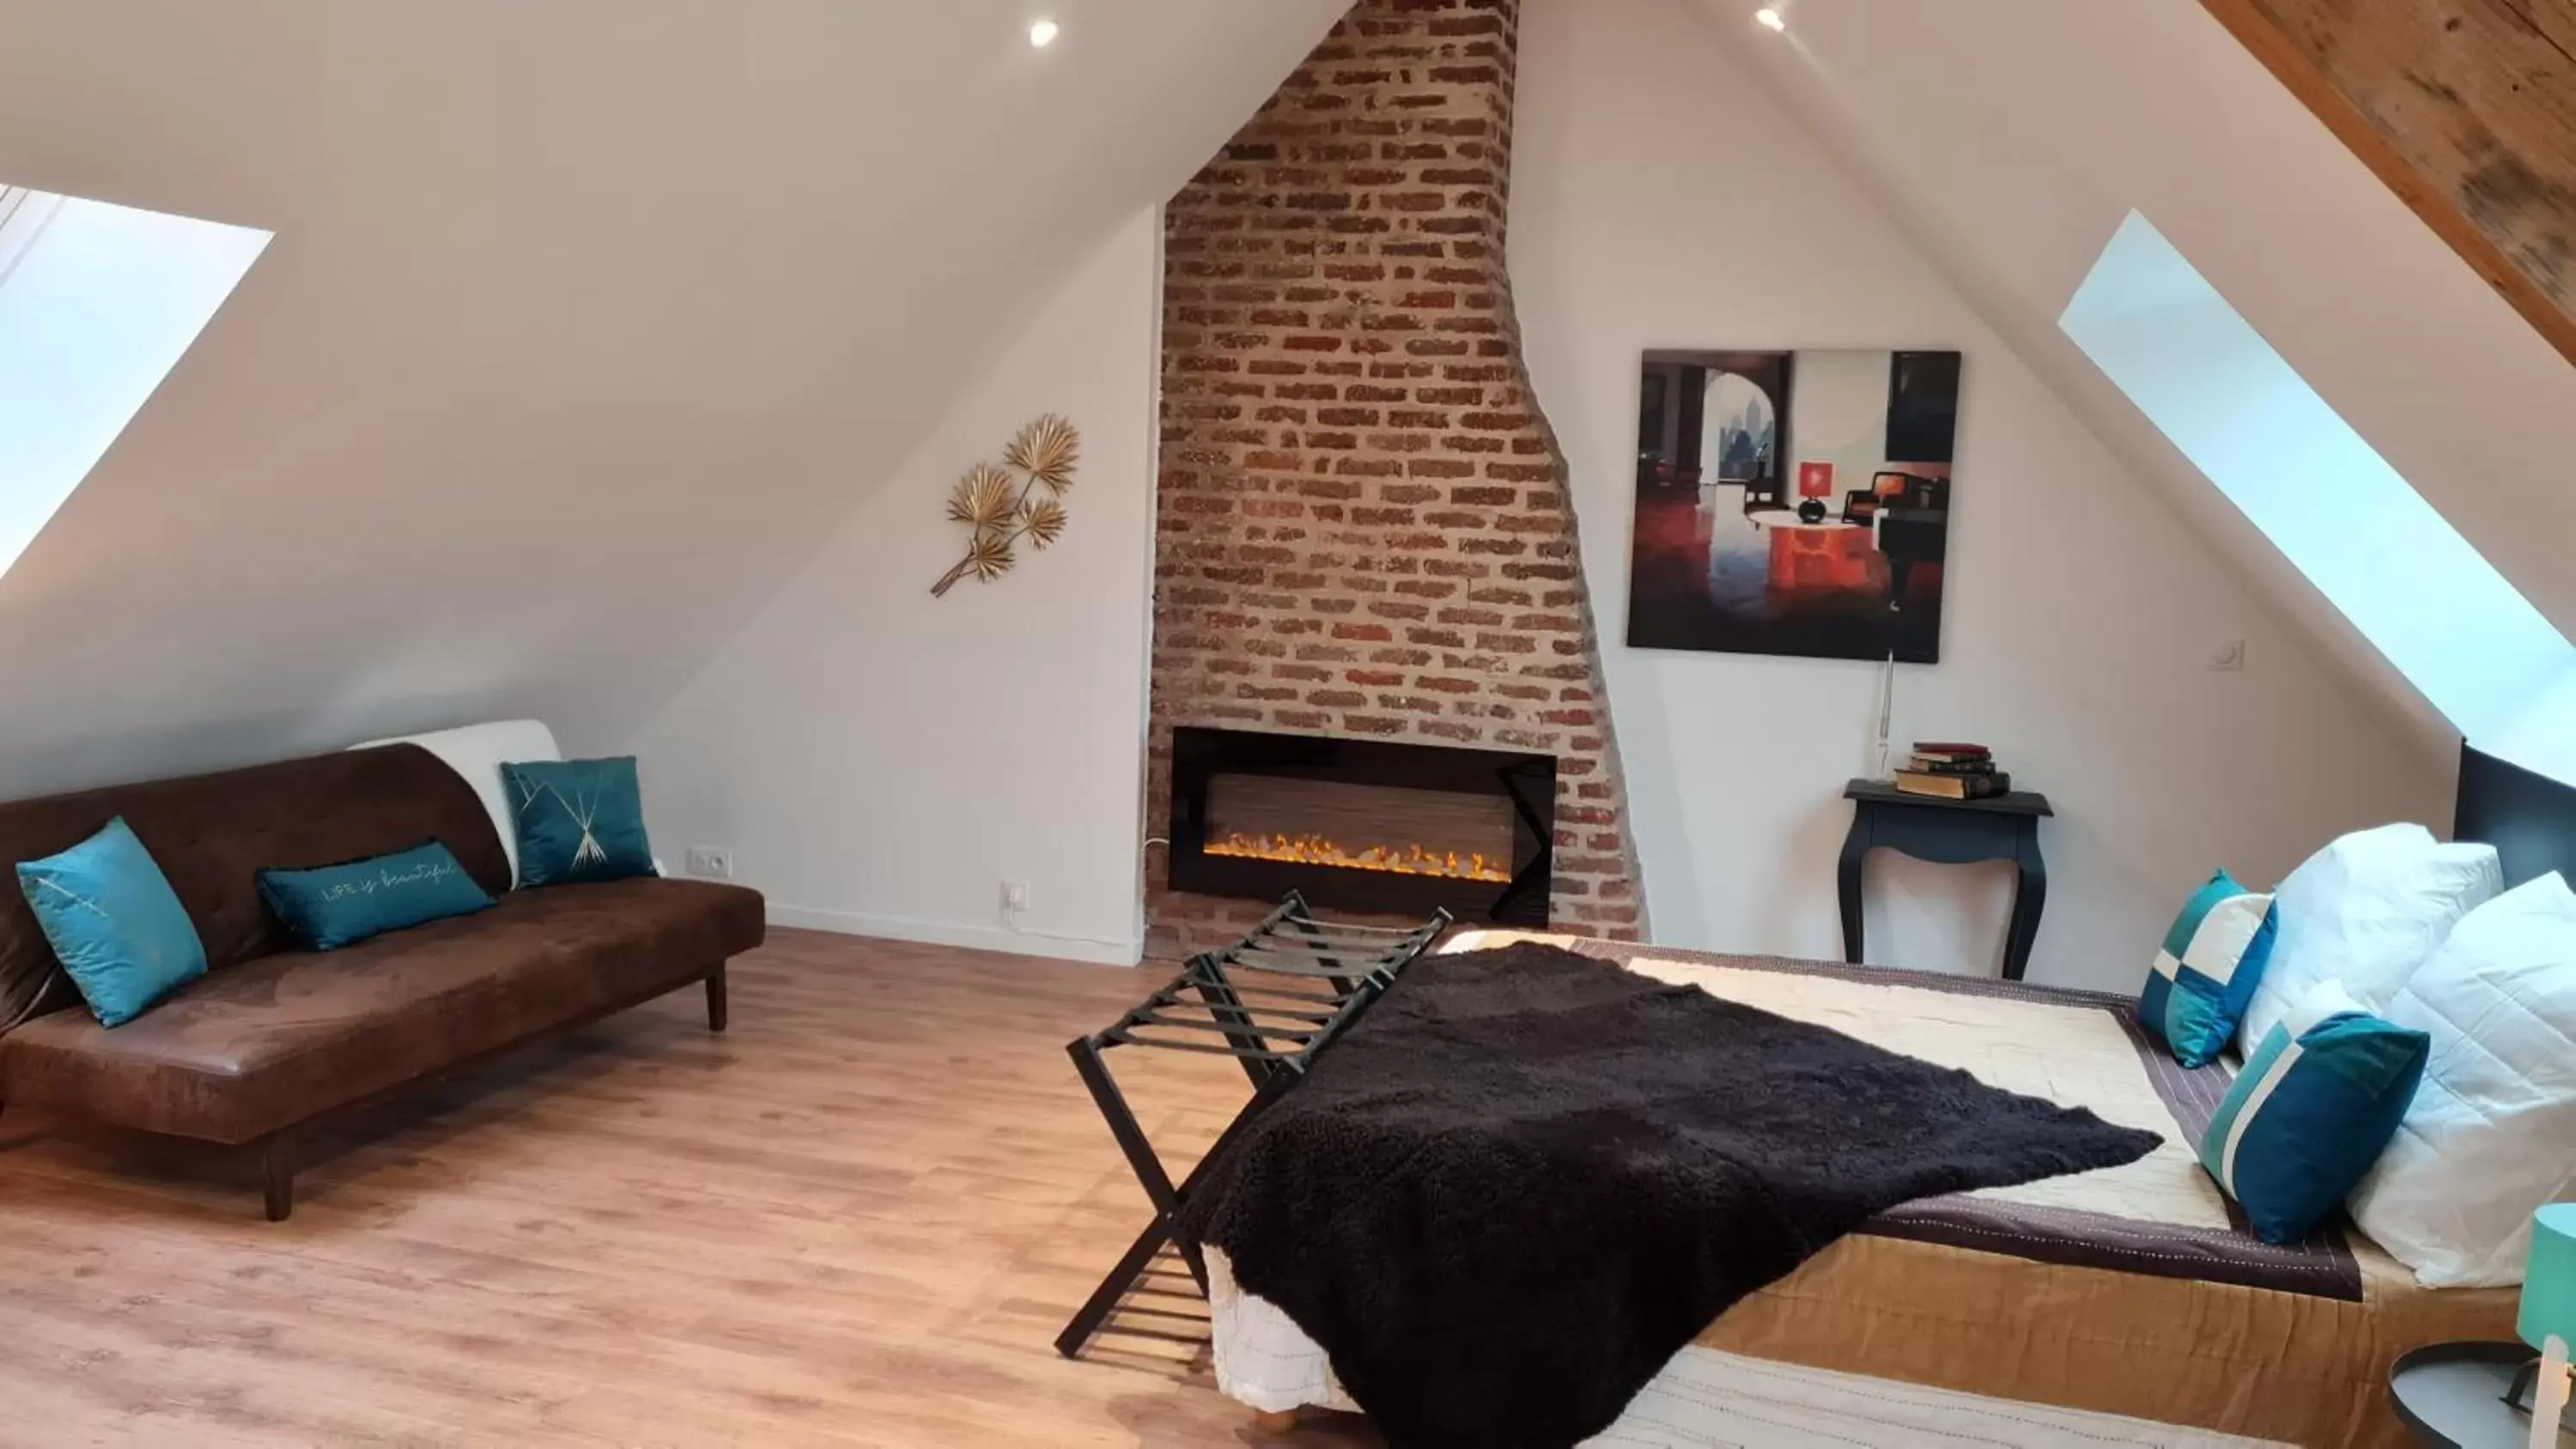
[500,757,655,887]
[2139,870,2275,1067]
[2199,982,2427,1245]
[16,817,208,1028]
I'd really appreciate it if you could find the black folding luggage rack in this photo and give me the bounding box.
[1054,893,1449,1358]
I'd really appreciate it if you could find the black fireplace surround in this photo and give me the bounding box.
[1167,726,1554,926]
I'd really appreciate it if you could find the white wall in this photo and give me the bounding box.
[1691,0,2576,759]
[1511,0,2445,991]
[0,0,1340,801]
[623,209,1163,965]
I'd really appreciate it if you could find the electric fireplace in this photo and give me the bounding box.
[1166,726,1553,926]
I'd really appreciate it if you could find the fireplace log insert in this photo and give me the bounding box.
[1167,726,1553,926]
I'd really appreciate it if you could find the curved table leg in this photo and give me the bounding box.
[1838,823,1869,965]
[2002,824,2048,982]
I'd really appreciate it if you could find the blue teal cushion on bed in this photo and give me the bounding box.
[501,757,654,887]
[258,840,495,951]
[2139,870,2276,1068]
[15,817,208,1028]
[2199,985,2428,1245]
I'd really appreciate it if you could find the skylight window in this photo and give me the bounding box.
[0,185,270,579]
[2060,209,2576,786]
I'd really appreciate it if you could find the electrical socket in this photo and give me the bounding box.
[685,846,734,880]
[1000,879,1031,912]
[2207,638,2246,672]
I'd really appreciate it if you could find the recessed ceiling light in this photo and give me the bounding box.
[1028,18,1060,47]
[1754,7,1786,30]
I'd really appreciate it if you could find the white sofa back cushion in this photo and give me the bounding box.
[2349,871,2576,1286]
[2237,823,2502,1052]
[355,720,564,889]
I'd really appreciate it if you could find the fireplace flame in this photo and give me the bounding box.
[1206,831,1510,882]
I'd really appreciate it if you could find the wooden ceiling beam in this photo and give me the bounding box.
[2497,0,2576,63]
[2202,0,2576,368]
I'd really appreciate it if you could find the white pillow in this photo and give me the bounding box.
[2236,823,2502,1052]
[2348,872,2576,1286]
[355,719,564,889]
[2281,978,2372,1038]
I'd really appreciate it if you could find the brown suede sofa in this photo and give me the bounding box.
[0,743,764,1220]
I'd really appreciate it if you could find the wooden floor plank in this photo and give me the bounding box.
[0,930,1379,1446]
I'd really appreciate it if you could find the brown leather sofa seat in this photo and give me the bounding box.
[0,743,766,1218]
[0,878,761,1144]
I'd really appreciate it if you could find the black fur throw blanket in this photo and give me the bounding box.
[1175,943,2161,1449]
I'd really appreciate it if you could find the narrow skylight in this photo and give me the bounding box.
[2060,209,2576,785]
[0,185,270,579]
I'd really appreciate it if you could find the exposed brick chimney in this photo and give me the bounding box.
[1145,0,1645,956]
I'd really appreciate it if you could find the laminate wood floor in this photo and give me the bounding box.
[0,930,1382,1447]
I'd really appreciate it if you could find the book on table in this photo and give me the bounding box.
[1893,768,2011,800]
[1906,756,1996,777]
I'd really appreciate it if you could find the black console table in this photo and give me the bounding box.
[1838,779,2053,982]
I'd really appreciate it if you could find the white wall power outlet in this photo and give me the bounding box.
[2207,638,2246,671]
[685,846,735,880]
[1001,879,1031,912]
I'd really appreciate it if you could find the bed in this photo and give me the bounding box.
[1204,931,2518,1447]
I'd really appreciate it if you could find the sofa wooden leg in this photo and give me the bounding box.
[705,965,728,1034]
[260,1134,295,1222]
[1250,1409,1299,1434]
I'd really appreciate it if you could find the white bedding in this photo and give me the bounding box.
[1619,952,2225,1226]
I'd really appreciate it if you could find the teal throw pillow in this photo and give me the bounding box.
[2139,870,2275,1068]
[258,840,495,951]
[16,817,209,1028]
[501,757,654,887]
[2199,984,2427,1244]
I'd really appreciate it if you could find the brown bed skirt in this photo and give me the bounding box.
[1698,1229,2512,1449]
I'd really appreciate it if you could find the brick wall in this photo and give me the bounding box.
[1145,0,1645,956]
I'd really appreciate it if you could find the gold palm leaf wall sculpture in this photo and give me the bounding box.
[1004,414,1080,492]
[947,463,1018,530]
[1019,498,1067,549]
[932,415,1081,597]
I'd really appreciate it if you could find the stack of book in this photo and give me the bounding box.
[1893,743,2011,800]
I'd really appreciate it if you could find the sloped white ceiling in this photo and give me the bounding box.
[0,0,1344,796]
[1690,0,2576,759]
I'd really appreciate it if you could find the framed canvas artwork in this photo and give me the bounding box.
[1627,348,1960,664]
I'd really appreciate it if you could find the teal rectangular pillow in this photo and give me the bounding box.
[257,840,495,951]
[16,817,209,1028]
[2139,870,2276,1068]
[2199,992,2427,1244]
[501,757,655,887]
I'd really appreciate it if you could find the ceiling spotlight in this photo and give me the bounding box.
[1028,17,1060,47]
[1754,7,1786,29]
